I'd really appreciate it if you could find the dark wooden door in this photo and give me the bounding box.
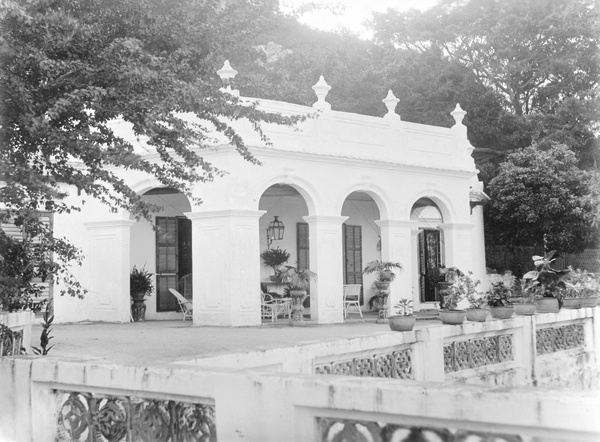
[297,222,310,270]
[419,229,442,303]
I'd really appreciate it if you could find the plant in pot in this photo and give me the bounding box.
[463,274,487,322]
[485,281,514,319]
[388,299,416,331]
[130,265,153,322]
[438,268,467,325]
[510,279,537,315]
[564,268,599,308]
[523,250,569,313]
[260,247,291,281]
[279,266,316,324]
[362,260,402,321]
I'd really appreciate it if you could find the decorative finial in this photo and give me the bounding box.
[382,90,400,120]
[217,60,238,81]
[217,60,239,96]
[312,75,331,110]
[451,103,466,126]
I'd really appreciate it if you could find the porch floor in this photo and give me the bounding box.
[33,313,441,366]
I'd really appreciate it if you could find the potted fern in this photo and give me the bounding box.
[260,247,291,281]
[388,299,416,331]
[130,265,153,322]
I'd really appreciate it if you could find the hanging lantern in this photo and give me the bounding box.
[267,216,285,247]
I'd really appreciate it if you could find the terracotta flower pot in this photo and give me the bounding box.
[439,309,466,325]
[489,306,514,319]
[466,308,487,322]
[514,304,536,315]
[563,298,583,309]
[388,315,416,331]
[535,297,560,313]
[581,297,599,308]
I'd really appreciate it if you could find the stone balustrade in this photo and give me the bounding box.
[0,308,598,441]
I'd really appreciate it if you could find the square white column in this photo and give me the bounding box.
[185,210,265,327]
[376,220,418,309]
[303,215,348,324]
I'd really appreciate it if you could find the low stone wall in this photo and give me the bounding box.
[1,356,599,442]
[0,310,35,356]
[183,307,600,389]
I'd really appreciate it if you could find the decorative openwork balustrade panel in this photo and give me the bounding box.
[0,323,23,356]
[55,391,216,442]
[536,323,585,355]
[318,417,523,442]
[314,348,412,379]
[444,334,513,373]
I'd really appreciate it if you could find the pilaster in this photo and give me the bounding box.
[438,222,475,273]
[73,220,135,323]
[303,215,348,324]
[185,210,265,327]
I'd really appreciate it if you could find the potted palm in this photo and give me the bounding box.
[279,266,316,324]
[388,299,416,331]
[523,251,569,313]
[485,281,514,319]
[130,265,153,322]
[362,260,402,321]
[260,247,291,281]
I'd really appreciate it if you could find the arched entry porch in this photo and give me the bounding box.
[340,191,382,317]
[410,198,445,307]
[129,187,192,320]
[258,184,311,321]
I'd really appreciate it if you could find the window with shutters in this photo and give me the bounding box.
[343,225,362,286]
[297,222,310,270]
[1,212,54,311]
[155,217,180,312]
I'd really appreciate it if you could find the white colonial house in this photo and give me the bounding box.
[52,63,488,326]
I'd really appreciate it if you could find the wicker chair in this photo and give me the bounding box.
[169,288,193,321]
[343,284,363,319]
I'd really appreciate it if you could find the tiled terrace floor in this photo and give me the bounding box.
[33,313,439,366]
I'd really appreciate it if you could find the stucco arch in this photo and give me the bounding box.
[119,177,196,220]
[404,189,455,223]
[255,175,319,216]
[335,183,391,220]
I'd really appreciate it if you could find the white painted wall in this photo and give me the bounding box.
[51,90,483,325]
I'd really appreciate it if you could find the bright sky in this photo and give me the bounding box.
[280,0,439,38]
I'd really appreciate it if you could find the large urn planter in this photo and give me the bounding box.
[535,297,560,313]
[131,292,147,322]
[489,306,514,320]
[388,315,416,331]
[581,297,599,308]
[514,304,536,315]
[0,310,35,356]
[376,292,389,322]
[289,290,307,324]
[563,298,583,309]
[465,308,487,322]
[439,310,466,325]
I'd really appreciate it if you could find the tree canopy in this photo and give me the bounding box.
[487,144,596,253]
[0,0,296,302]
